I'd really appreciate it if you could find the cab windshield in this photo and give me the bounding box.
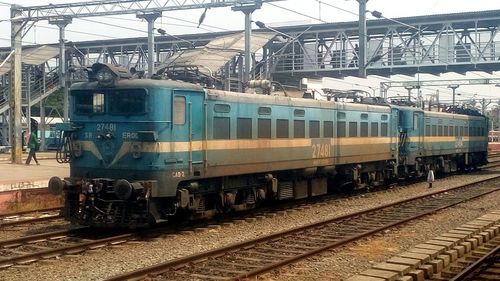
[72,89,147,115]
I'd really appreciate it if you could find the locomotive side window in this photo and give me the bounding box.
[324,121,333,138]
[74,92,104,114]
[258,119,271,138]
[371,122,379,137]
[349,122,357,137]
[455,126,459,136]
[432,125,437,136]
[464,126,469,136]
[361,113,368,120]
[444,126,448,137]
[438,125,443,136]
[337,121,346,138]
[381,114,388,121]
[460,126,464,136]
[109,90,146,115]
[294,109,305,117]
[276,119,289,138]
[425,125,430,136]
[214,104,231,113]
[258,107,272,115]
[294,120,305,138]
[337,112,346,119]
[213,117,230,139]
[237,118,252,139]
[309,121,320,138]
[360,122,368,137]
[173,96,186,125]
[381,123,388,137]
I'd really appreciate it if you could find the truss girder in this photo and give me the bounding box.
[268,10,500,78]
[16,0,284,21]
[4,9,500,81]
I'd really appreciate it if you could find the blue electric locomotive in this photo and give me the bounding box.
[49,64,488,227]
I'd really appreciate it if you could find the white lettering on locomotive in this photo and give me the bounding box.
[96,123,116,132]
[122,132,139,140]
[172,171,185,178]
[312,144,331,158]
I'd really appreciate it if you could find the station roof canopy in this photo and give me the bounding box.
[159,31,275,76]
[0,45,59,75]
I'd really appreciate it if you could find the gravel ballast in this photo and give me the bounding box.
[0,170,498,281]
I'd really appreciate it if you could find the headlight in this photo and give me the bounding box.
[131,143,142,159]
[96,69,116,85]
[72,142,83,157]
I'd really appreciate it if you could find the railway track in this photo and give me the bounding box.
[2,157,498,229]
[0,207,62,228]
[0,166,498,271]
[447,243,500,281]
[105,176,500,281]
[0,227,139,269]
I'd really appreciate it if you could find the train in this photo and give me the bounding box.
[48,63,489,227]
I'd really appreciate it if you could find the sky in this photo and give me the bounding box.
[0,0,500,105]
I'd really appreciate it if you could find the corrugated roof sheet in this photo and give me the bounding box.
[0,45,59,75]
[160,31,275,76]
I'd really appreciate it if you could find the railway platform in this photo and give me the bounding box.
[0,154,68,192]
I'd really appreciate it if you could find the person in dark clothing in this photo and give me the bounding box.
[25,132,40,165]
[349,44,360,67]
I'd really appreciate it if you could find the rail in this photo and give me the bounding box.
[106,176,500,281]
[449,245,500,281]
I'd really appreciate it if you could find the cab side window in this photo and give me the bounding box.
[173,96,186,125]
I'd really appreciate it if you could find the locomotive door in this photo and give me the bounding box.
[173,90,205,176]
[390,108,399,155]
[414,112,424,152]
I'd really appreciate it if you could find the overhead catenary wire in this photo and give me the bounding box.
[268,2,329,23]
[78,18,197,46]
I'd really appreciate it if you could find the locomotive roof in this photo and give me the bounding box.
[70,78,205,92]
[205,89,392,113]
[424,110,485,121]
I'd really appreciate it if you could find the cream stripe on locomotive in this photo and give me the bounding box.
[407,136,488,142]
[78,137,393,166]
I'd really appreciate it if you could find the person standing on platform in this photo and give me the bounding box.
[25,131,40,165]
[427,169,435,188]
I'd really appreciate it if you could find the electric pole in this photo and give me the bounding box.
[358,0,368,78]
[10,5,23,164]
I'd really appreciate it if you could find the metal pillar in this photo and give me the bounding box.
[224,62,231,91]
[358,0,368,78]
[26,67,31,134]
[244,10,253,83]
[49,17,72,122]
[40,99,46,151]
[405,86,413,102]
[10,5,23,164]
[237,55,243,92]
[137,12,161,78]
[233,3,262,87]
[448,84,459,106]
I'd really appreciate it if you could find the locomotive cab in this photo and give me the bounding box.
[50,64,206,227]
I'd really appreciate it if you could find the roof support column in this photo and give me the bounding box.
[49,17,72,122]
[233,2,262,89]
[137,12,162,78]
[10,5,23,164]
[358,0,368,78]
